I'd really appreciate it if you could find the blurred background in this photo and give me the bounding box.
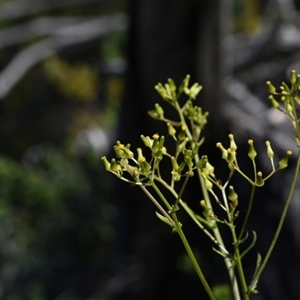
[0,0,300,299]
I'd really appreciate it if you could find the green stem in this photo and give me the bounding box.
[249,150,300,290]
[173,102,242,299]
[176,221,217,300]
[231,227,250,300]
[154,176,241,300]
[238,185,256,241]
[150,179,216,300]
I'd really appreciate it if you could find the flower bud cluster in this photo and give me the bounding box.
[267,70,300,136]
[216,134,292,186]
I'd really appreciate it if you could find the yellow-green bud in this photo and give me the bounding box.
[189,83,203,100]
[196,155,208,170]
[167,78,176,92]
[154,83,169,100]
[227,148,235,163]
[178,161,186,172]
[255,171,264,187]
[140,135,153,148]
[179,74,190,93]
[200,200,212,218]
[154,103,164,119]
[290,70,297,85]
[202,173,213,191]
[268,95,280,109]
[229,133,237,152]
[279,150,292,169]
[281,81,290,93]
[266,81,276,94]
[137,148,143,160]
[216,142,228,160]
[110,158,120,172]
[167,122,176,137]
[139,157,152,174]
[171,170,181,181]
[265,141,274,159]
[228,185,238,207]
[101,156,111,171]
[248,139,257,160]
[203,161,215,176]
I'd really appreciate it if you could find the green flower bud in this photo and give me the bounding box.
[280,81,290,93]
[137,148,143,160]
[248,139,257,160]
[140,135,153,148]
[279,150,292,169]
[216,142,228,160]
[110,158,121,172]
[101,156,111,171]
[228,185,238,208]
[178,74,190,94]
[123,144,134,159]
[158,135,165,149]
[167,122,176,137]
[154,83,169,100]
[202,173,213,191]
[200,200,212,218]
[295,74,300,87]
[138,156,152,174]
[154,103,164,119]
[203,161,215,176]
[178,125,188,140]
[148,109,159,119]
[171,170,181,181]
[167,78,176,93]
[114,141,133,159]
[227,148,235,163]
[265,141,274,159]
[189,83,203,100]
[178,161,186,172]
[228,133,237,152]
[266,81,276,94]
[152,134,162,154]
[196,155,208,170]
[290,70,297,85]
[268,95,280,109]
[255,171,264,187]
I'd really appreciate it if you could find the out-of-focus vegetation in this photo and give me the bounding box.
[0,0,127,298]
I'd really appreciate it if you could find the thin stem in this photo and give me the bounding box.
[173,100,243,299]
[231,227,250,300]
[139,185,175,227]
[238,185,256,241]
[150,178,216,300]
[249,150,300,290]
[154,175,241,300]
[175,221,217,300]
[173,174,190,209]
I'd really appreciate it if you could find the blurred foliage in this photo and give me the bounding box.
[233,0,263,34]
[0,147,116,299]
[0,0,128,298]
[44,57,100,103]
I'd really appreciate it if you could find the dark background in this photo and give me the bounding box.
[0,1,300,299]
